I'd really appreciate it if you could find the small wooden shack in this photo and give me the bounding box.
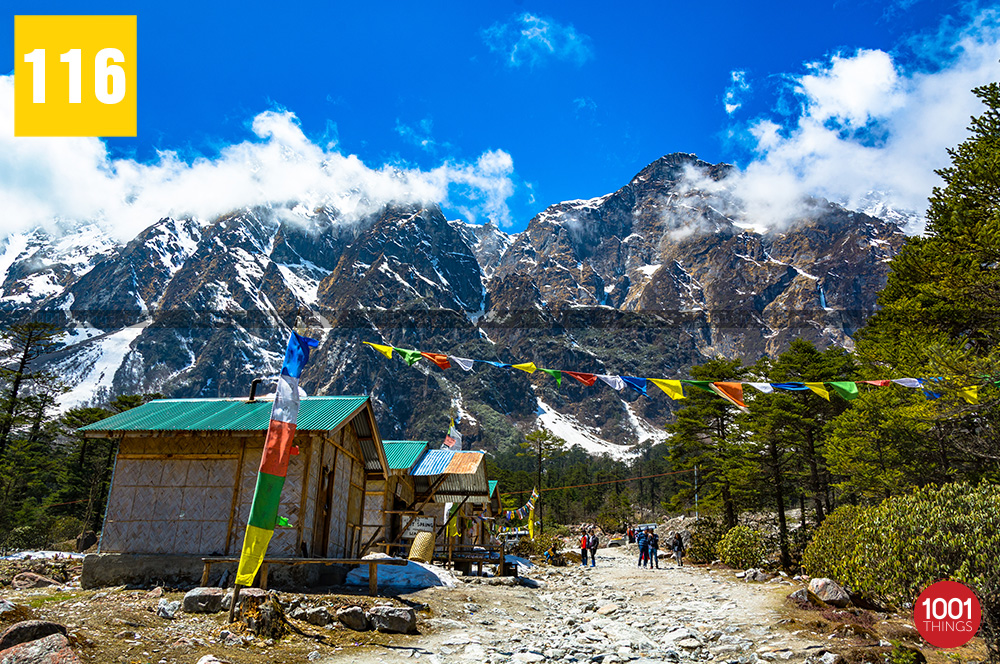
[80,396,388,562]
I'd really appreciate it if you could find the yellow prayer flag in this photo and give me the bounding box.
[512,362,537,374]
[959,386,979,404]
[649,378,686,400]
[528,507,534,540]
[804,382,831,400]
[363,341,394,359]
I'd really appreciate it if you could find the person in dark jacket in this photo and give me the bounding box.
[587,530,599,567]
[636,528,649,567]
[649,530,660,569]
[671,532,685,566]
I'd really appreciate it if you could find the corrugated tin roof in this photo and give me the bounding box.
[382,441,429,471]
[410,449,454,476]
[78,396,370,433]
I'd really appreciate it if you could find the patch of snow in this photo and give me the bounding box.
[0,233,31,290]
[535,397,637,461]
[636,264,662,278]
[622,400,668,446]
[56,324,147,411]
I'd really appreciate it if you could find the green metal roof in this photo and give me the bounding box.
[78,396,370,433]
[382,441,429,470]
[489,480,499,496]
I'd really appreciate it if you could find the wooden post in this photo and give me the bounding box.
[200,562,211,587]
[228,584,242,623]
[368,562,378,596]
[260,563,269,590]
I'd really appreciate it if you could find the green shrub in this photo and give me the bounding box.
[801,504,864,580]
[686,515,728,564]
[716,525,766,570]
[801,483,1000,663]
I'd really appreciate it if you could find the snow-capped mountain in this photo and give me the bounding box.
[2,154,907,456]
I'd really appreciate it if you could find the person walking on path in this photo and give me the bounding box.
[580,531,589,567]
[636,527,649,568]
[587,530,599,567]
[649,529,660,569]
[671,532,685,567]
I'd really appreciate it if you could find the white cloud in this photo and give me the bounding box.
[482,13,593,69]
[0,76,517,237]
[395,116,452,154]
[728,8,1000,232]
[724,70,750,115]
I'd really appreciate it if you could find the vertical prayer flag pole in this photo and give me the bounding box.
[229,329,318,622]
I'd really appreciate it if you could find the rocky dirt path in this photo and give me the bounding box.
[329,545,827,664]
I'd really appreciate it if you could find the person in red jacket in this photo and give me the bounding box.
[580,531,589,567]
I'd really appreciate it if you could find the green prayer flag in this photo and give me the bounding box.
[680,380,716,394]
[829,381,859,400]
[395,348,423,366]
[540,368,562,386]
[277,516,290,527]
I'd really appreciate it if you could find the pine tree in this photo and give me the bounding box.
[0,323,61,456]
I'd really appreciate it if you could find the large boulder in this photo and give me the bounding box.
[0,621,68,651]
[336,606,369,631]
[788,588,828,607]
[183,587,226,613]
[0,632,81,663]
[366,605,416,634]
[809,578,851,607]
[11,573,59,589]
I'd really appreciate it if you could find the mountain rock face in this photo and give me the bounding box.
[1,154,906,456]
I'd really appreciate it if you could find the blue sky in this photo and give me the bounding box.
[2,1,1000,235]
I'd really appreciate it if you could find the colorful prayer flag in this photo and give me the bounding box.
[829,381,859,400]
[804,382,831,400]
[443,419,462,448]
[597,374,625,390]
[420,352,451,369]
[512,362,537,374]
[862,380,891,387]
[771,382,810,391]
[892,378,922,388]
[235,330,318,587]
[747,382,774,394]
[363,341,393,359]
[649,378,685,400]
[710,382,748,411]
[450,356,475,371]
[959,386,979,404]
[680,380,716,394]
[395,348,423,366]
[621,376,647,396]
[564,371,597,386]
[539,368,562,386]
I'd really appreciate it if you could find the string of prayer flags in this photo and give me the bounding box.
[421,352,451,369]
[443,418,462,448]
[649,378,685,400]
[503,488,539,521]
[362,342,994,409]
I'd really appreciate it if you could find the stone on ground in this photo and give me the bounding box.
[0,620,68,651]
[183,587,226,613]
[156,599,180,619]
[808,578,850,607]
[0,632,80,663]
[788,588,828,607]
[337,606,369,631]
[11,573,59,589]
[367,605,416,633]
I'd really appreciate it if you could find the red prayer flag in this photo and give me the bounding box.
[564,371,598,386]
[862,380,891,387]
[420,352,451,369]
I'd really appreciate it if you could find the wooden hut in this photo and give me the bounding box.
[79,396,388,565]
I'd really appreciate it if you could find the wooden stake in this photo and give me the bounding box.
[228,584,242,623]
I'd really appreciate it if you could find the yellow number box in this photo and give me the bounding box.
[15,15,137,137]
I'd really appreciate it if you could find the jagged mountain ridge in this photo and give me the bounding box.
[0,154,906,456]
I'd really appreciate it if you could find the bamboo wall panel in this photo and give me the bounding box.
[101,448,236,554]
